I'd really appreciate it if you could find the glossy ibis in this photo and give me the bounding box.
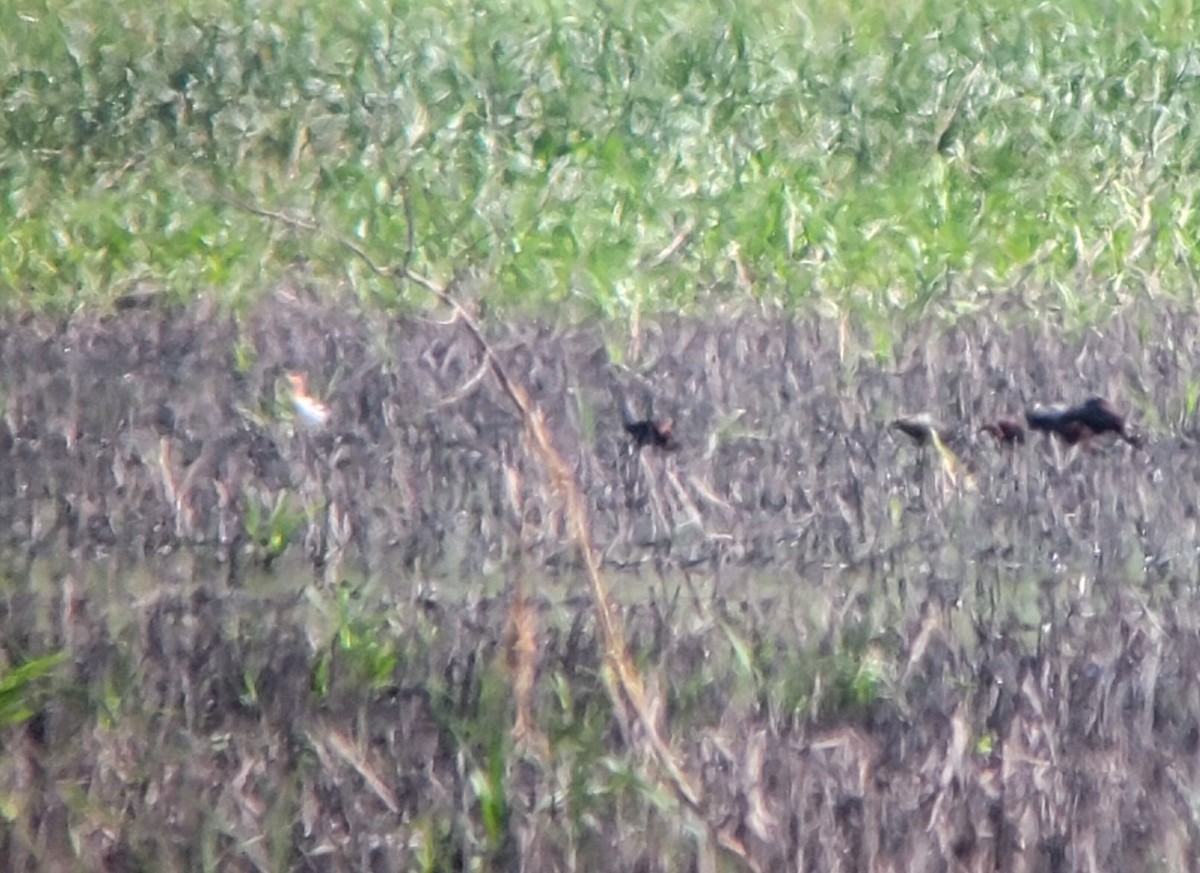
[889,414,969,488]
[890,414,951,448]
[978,418,1026,446]
[624,417,675,450]
[1024,396,1140,447]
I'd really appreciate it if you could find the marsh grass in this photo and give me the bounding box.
[5,0,1200,868]
[0,650,65,728]
[3,297,1200,868]
[4,0,1200,320]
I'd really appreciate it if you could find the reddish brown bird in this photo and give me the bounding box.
[624,417,675,450]
[614,388,677,450]
[1024,396,1140,447]
[978,418,1026,446]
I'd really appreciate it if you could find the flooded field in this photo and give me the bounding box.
[3,291,1200,870]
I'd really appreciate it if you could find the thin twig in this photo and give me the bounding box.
[236,197,760,871]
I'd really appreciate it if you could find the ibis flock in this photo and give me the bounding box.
[890,395,1142,457]
[287,371,1137,460]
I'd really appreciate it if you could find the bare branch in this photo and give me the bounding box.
[232,193,758,871]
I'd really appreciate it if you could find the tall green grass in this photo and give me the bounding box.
[2,0,1199,319]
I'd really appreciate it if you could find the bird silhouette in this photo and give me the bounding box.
[889,414,969,488]
[624,416,675,450]
[615,394,675,449]
[611,379,676,450]
[1024,396,1139,447]
[978,418,1026,446]
[889,414,952,448]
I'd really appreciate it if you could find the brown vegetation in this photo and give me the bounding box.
[1,291,1199,870]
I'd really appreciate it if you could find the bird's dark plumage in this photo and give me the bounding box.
[1024,396,1140,447]
[624,418,675,450]
[613,386,677,450]
[978,418,1026,445]
[890,415,950,447]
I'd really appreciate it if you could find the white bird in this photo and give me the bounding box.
[287,372,330,427]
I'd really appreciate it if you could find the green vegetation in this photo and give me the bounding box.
[5,1,1200,868]
[3,0,1199,319]
[2,297,1197,868]
[0,651,65,728]
[243,491,305,566]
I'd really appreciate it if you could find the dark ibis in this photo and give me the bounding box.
[978,418,1026,446]
[1024,396,1140,447]
[890,414,951,448]
[624,417,675,450]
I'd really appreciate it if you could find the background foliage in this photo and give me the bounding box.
[4,2,1200,869]
[3,0,1200,319]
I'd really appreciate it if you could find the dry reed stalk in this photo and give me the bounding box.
[503,460,547,757]
[238,197,758,869]
[418,285,758,871]
[505,584,543,755]
[311,724,401,815]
